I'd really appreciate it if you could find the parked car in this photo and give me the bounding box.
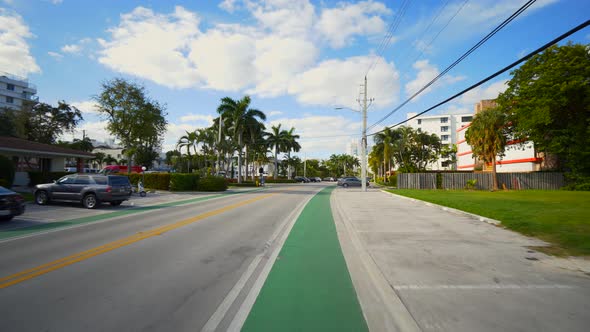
[338,177,370,188]
[0,186,25,221]
[323,177,335,182]
[294,176,307,183]
[100,165,144,174]
[34,174,132,209]
[337,176,357,186]
[313,177,322,182]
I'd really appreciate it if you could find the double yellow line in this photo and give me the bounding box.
[0,193,275,289]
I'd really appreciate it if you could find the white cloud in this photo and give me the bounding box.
[69,121,110,142]
[189,28,256,91]
[71,100,100,115]
[268,111,283,117]
[98,6,202,89]
[219,0,239,13]
[317,0,391,48]
[0,9,40,77]
[48,51,63,60]
[288,55,399,109]
[61,44,81,54]
[270,115,361,157]
[50,0,63,4]
[162,122,201,152]
[1,0,14,5]
[248,36,318,97]
[459,79,508,106]
[179,113,214,124]
[404,60,464,99]
[248,0,316,38]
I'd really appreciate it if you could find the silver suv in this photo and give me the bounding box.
[34,174,132,209]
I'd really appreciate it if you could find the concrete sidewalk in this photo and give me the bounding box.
[331,188,590,332]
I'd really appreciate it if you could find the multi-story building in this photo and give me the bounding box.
[0,72,38,110]
[456,99,541,172]
[406,112,474,170]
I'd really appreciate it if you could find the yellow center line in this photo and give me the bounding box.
[0,193,276,289]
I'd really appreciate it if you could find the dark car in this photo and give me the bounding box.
[0,186,25,221]
[34,174,132,209]
[338,177,370,188]
[294,176,307,183]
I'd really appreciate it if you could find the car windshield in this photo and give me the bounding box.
[0,186,14,194]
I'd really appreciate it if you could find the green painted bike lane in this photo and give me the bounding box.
[242,186,368,332]
[0,188,265,241]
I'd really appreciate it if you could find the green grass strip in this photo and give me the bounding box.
[242,186,368,332]
[388,189,590,256]
[0,188,265,240]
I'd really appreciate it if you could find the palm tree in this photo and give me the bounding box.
[283,127,301,179]
[177,130,199,172]
[374,127,395,180]
[93,152,105,170]
[264,124,288,179]
[465,107,508,191]
[217,96,266,183]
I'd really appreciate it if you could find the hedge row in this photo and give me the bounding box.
[229,182,257,187]
[199,176,229,191]
[265,179,297,183]
[119,173,172,191]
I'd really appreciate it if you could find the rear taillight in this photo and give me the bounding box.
[106,186,112,193]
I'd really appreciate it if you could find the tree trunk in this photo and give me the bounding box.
[244,145,249,180]
[237,134,243,184]
[492,156,499,191]
[287,151,291,179]
[274,147,278,180]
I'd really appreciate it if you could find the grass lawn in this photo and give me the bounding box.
[387,189,590,257]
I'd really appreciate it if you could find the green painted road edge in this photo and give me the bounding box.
[242,186,369,332]
[0,188,266,240]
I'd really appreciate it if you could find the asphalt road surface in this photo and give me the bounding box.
[0,184,327,332]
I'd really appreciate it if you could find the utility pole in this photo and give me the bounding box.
[361,76,368,192]
[304,154,307,178]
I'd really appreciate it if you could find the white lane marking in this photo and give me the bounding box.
[394,284,575,290]
[201,254,263,332]
[223,186,322,332]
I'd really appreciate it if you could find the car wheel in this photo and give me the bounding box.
[83,193,98,209]
[35,190,49,205]
[110,201,123,206]
[343,183,349,188]
[0,215,14,222]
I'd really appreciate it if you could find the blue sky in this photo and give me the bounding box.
[1,0,589,158]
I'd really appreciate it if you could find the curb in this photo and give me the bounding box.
[380,190,502,226]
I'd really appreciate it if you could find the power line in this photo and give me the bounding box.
[367,19,590,138]
[367,0,537,132]
[364,0,413,76]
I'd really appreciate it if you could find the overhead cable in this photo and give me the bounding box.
[367,19,590,137]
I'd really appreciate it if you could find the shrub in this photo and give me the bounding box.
[465,179,478,190]
[121,173,171,191]
[387,173,397,187]
[28,171,72,186]
[170,173,200,191]
[0,155,15,187]
[436,173,443,189]
[198,176,228,191]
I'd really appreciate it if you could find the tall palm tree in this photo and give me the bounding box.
[177,130,198,172]
[374,127,395,180]
[284,127,301,179]
[264,124,288,179]
[465,107,507,191]
[217,96,266,183]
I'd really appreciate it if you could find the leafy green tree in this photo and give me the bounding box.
[440,144,458,170]
[177,130,199,171]
[284,127,301,179]
[497,42,590,180]
[3,101,83,144]
[94,78,167,173]
[465,107,508,191]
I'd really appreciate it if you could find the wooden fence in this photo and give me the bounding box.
[398,172,564,190]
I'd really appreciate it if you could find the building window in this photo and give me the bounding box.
[7,83,15,91]
[6,96,14,103]
[417,119,422,125]
[441,135,449,141]
[441,126,449,132]
[461,116,473,122]
[440,117,448,123]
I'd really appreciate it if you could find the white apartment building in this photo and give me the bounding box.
[406,112,474,170]
[456,100,541,172]
[0,72,38,110]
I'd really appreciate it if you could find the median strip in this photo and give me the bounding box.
[0,193,275,289]
[241,186,369,332]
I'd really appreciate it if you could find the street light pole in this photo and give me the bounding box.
[216,114,222,175]
[361,76,367,192]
